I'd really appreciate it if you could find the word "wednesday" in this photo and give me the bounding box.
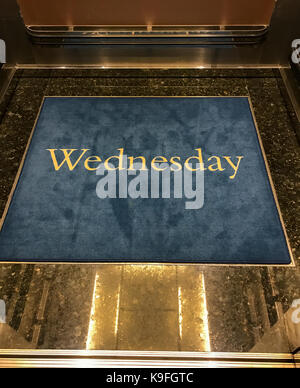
[46,148,244,180]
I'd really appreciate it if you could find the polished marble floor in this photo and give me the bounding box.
[0,69,299,360]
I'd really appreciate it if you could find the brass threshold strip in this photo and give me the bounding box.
[13,65,289,70]
[0,350,296,368]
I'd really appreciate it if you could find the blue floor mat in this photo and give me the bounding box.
[0,97,292,264]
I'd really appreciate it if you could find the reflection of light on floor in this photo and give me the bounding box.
[177,272,210,352]
[178,286,183,340]
[86,273,100,350]
[86,266,210,352]
[114,289,121,337]
[200,274,211,352]
[128,264,166,275]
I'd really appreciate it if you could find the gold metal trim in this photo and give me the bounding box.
[0,96,295,267]
[14,65,289,70]
[0,350,296,368]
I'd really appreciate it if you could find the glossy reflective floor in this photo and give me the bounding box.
[0,69,299,362]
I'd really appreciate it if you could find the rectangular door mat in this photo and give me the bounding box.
[0,97,292,264]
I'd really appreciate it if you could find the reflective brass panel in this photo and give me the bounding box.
[17,0,275,27]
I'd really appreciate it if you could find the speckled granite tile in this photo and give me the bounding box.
[0,79,48,218]
[275,75,300,143]
[45,83,247,98]
[246,78,300,254]
[0,77,19,122]
[48,68,276,79]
